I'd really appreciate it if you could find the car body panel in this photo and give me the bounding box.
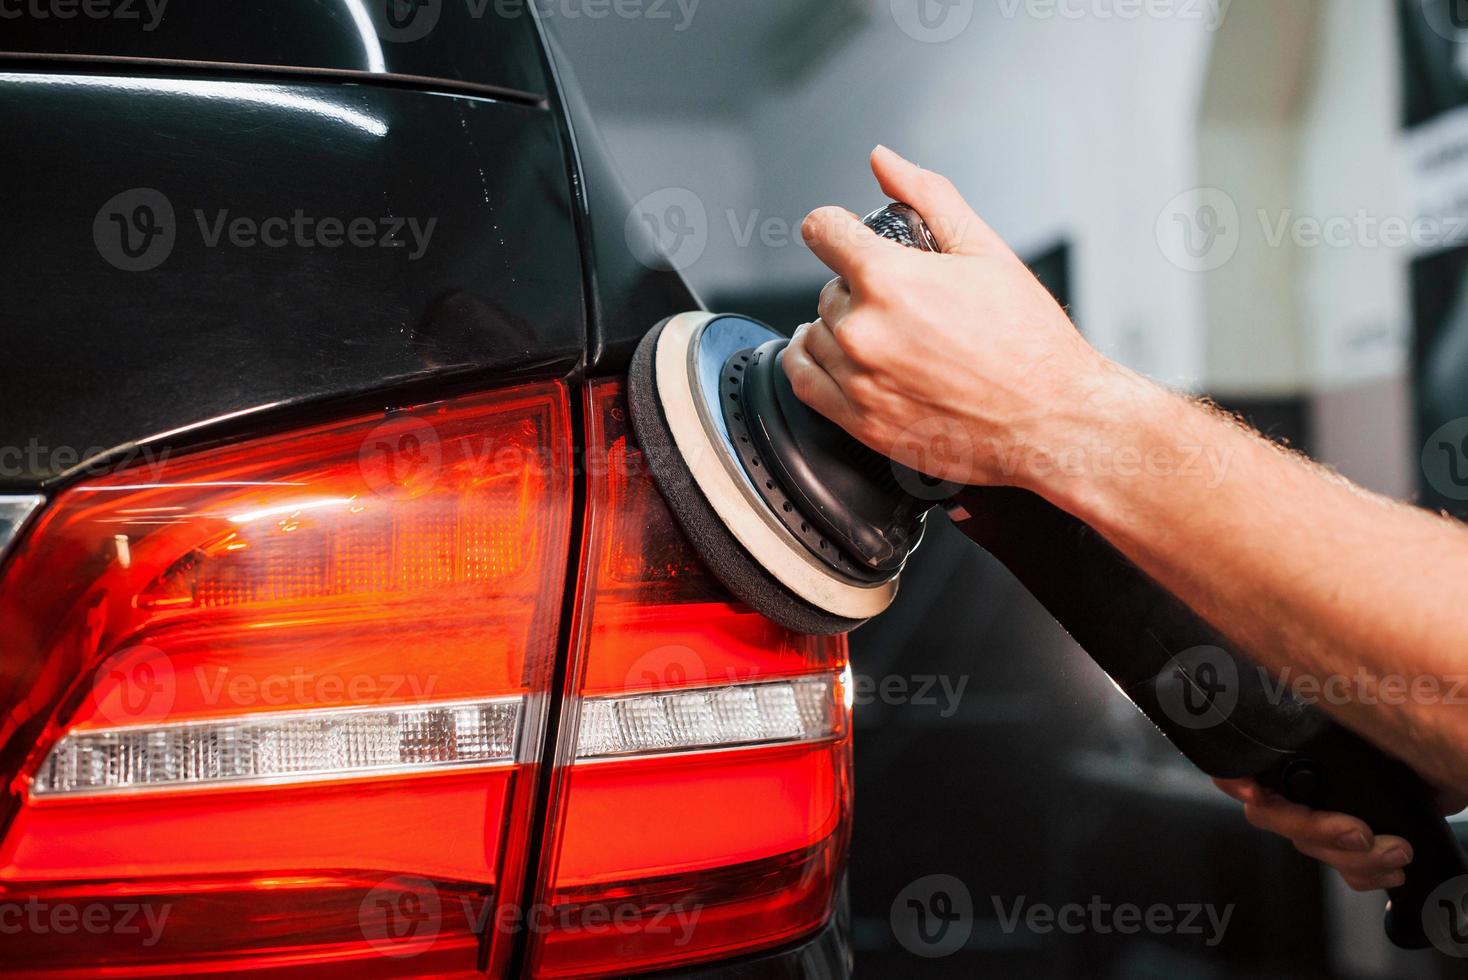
[0,72,583,486]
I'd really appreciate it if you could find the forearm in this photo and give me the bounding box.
[1026,365,1468,794]
[788,149,1468,791]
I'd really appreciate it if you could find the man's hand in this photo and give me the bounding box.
[784,145,1134,490]
[1214,778,1468,892]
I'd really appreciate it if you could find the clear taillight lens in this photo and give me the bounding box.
[524,380,852,978]
[0,384,573,977]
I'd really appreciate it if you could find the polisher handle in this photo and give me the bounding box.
[1259,719,1467,951]
[945,484,1468,950]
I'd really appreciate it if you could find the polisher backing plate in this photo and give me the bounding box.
[627,311,900,633]
[718,346,892,583]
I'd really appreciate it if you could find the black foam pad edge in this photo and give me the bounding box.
[626,316,866,636]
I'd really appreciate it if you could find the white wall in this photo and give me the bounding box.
[1296,0,1409,390]
[1295,0,1414,497]
[595,0,1219,388]
[589,0,1410,417]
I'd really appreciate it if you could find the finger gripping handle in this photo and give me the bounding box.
[1258,729,1468,950]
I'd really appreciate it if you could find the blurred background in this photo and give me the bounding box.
[549,1,1468,977]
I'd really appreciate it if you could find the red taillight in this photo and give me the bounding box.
[524,380,852,978]
[0,384,573,977]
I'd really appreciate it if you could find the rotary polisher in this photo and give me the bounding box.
[627,203,1468,949]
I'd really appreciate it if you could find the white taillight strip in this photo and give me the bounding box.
[32,697,523,798]
[573,674,844,762]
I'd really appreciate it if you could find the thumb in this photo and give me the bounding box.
[870,145,1003,255]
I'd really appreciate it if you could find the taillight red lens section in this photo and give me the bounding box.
[525,380,852,979]
[0,384,572,977]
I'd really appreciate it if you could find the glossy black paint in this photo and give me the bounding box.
[0,0,547,99]
[0,71,583,485]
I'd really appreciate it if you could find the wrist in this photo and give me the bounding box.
[1006,356,1180,521]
